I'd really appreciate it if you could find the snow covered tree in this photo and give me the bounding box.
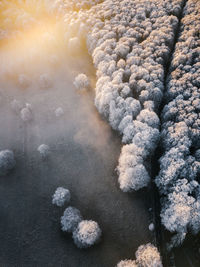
[61,207,83,233]
[117,243,162,267]
[20,103,33,122]
[117,260,137,267]
[156,0,200,246]
[52,187,71,207]
[74,73,90,90]
[72,220,101,248]
[37,144,50,159]
[0,150,16,176]
[135,243,163,267]
[84,0,183,195]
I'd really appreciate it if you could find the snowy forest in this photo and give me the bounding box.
[0,0,199,266]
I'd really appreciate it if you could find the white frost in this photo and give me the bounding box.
[52,187,71,207]
[72,220,101,248]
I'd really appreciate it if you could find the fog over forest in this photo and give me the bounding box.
[0,1,199,266]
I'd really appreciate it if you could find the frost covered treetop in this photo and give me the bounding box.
[117,243,163,267]
[72,220,102,248]
[0,150,16,176]
[52,187,71,207]
[61,206,83,233]
[37,144,50,159]
[74,73,90,90]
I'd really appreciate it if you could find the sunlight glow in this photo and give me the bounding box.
[0,0,83,78]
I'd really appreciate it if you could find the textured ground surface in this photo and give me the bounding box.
[0,55,152,267]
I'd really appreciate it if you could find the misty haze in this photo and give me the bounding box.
[0,1,199,267]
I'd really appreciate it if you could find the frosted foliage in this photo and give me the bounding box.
[61,207,82,233]
[135,243,163,267]
[20,104,32,122]
[74,73,90,90]
[21,107,32,122]
[132,127,159,155]
[84,0,186,191]
[136,109,160,129]
[117,260,137,267]
[117,243,162,267]
[118,164,150,192]
[117,143,151,191]
[37,144,50,158]
[2,0,199,251]
[189,200,200,235]
[167,232,186,250]
[195,149,200,161]
[160,179,200,248]
[0,150,16,176]
[72,220,101,248]
[161,201,191,233]
[156,0,200,246]
[52,187,71,207]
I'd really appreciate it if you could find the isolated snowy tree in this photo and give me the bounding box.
[37,144,50,159]
[135,243,163,267]
[72,220,101,248]
[74,73,90,90]
[0,150,16,176]
[20,104,32,122]
[52,187,71,207]
[61,207,83,233]
[55,107,64,117]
